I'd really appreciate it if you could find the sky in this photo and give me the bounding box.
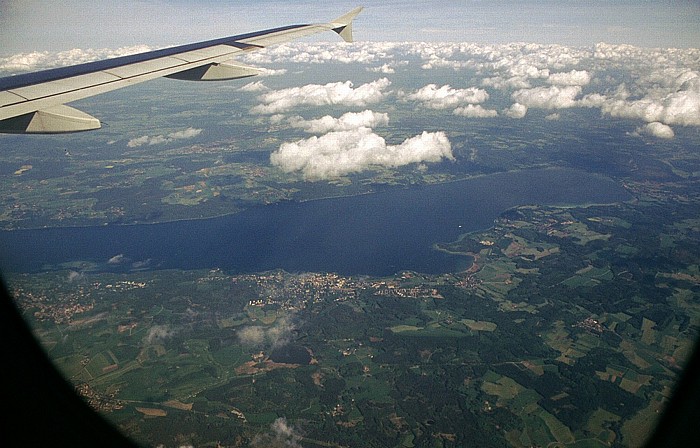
[0,0,699,55]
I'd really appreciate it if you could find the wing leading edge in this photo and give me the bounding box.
[0,6,363,134]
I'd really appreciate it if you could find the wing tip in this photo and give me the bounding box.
[331,6,363,42]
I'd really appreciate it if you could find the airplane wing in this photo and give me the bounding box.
[0,7,363,134]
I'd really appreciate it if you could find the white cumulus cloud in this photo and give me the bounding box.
[287,110,389,133]
[453,104,498,118]
[255,67,287,76]
[143,325,174,345]
[512,85,583,109]
[127,127,202,147]
[242,41,402,66]
[108,254,127,264]
[270,127,453,180]
[481,76,531,90]
[504,103,528,119]
[251,78,391,114]
[237,315,296,350]
[547,70,592,86]
[404,84,489,109]
[367,63,396,74]
[240,80,268,92]
[579,93,608,108]
[634,122,675,139]
[67,271,84,283]
[251,417,302,448]
[237,326,266,346]
[0,45,153,73]
[600,80,700,126]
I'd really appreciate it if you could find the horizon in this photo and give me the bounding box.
[1,1,699,56]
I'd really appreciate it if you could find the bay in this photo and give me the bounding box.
[0,168,630,276]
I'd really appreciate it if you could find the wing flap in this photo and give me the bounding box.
[166,62,261,81]
[0,105,100,134]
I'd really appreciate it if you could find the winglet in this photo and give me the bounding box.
[330,6,363,42]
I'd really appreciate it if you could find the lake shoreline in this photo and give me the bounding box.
[0,167,632,277]
[0,166,625,232]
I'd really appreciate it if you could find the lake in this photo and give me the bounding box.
[0,168,630,276]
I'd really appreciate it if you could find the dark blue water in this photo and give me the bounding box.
[0,168,630,276]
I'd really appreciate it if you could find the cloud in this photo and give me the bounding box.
[143,325,174,345]
[67,271,84,282]
[507,62,550,79]
[634,122,675,139]
[0,52,53,73]
[127,127,202,147]
[403,84,489,109]
[237,315,296,349]
[251,78,391,114]
[240,81,269,92]
[132,259,153,269]
[504,103,528,119]
[601,98,664,123]
[108,254,127,264]
[251,417,302,448]
[287,110,389,133]
[481,76,531,90]
[128,136,157,147]
[545,113,561,121]
[404,42,588,77]
[256,67,287,76]
[242,41,402,66]
[453,104,498,118]
[267,316,296,350]
[578,93,608,108]
[5,40,700,144]
[0,45,154,73]
[270,127,453,180]
[547,70,591,86]
[512,85,582,109]
[600,80,700,126]
[167,128,202,140]
[367,63,395,74]
[237,326,266,347]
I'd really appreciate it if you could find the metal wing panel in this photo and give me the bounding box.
[169,44,248,63]
[0,91,26,108]
[8,72,122,101]
[102,56,188,79]
[237,24,334,47]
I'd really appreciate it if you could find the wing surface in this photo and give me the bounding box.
[0,7,363,133]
